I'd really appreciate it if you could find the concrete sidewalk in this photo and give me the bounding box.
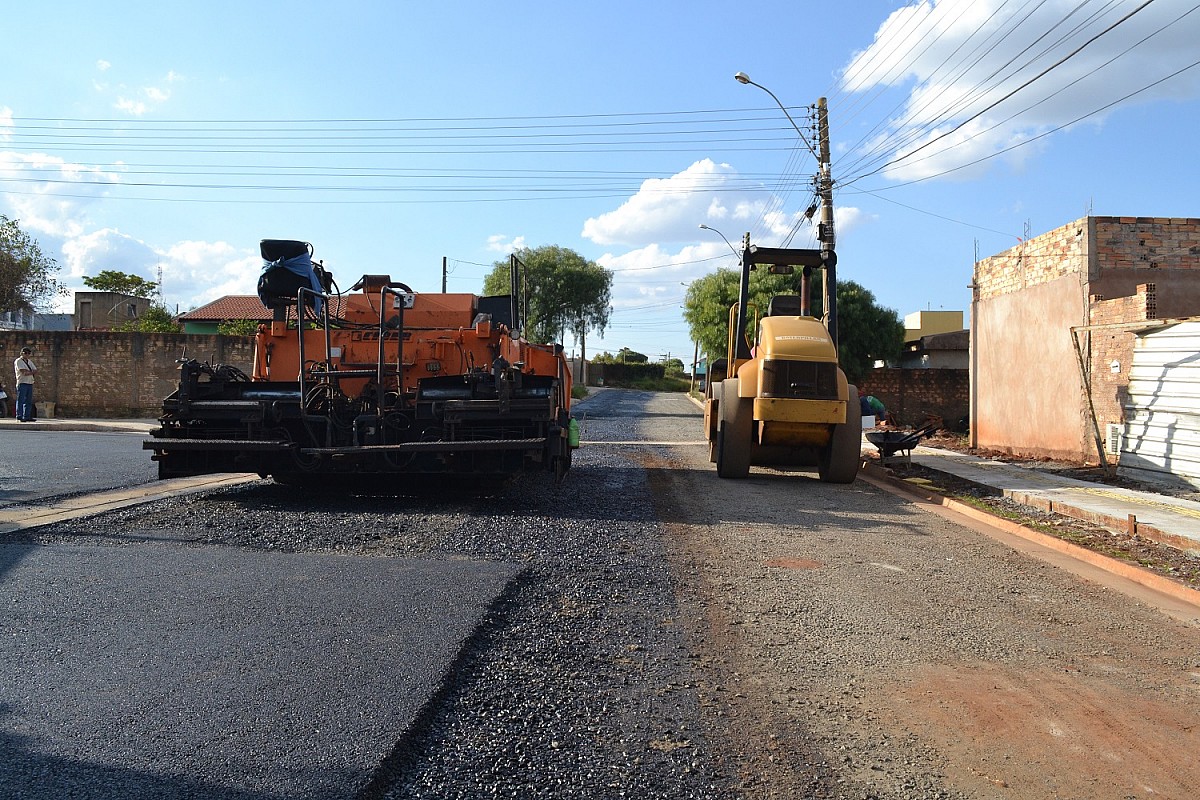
[0,416,158,434]
[899,444,1200,553]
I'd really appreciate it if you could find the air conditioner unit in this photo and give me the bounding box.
[1105,423,1123,456]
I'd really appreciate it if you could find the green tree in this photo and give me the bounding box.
[835,280,904,383]
[483,245,612,364]
[0,215,66,313]
[113,304,180,333]
[82,269,158,298]
[217,318,262,336]
[682,267,794,360]
[682,269,903,383]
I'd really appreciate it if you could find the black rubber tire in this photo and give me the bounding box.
[818,383,862,484]
[707,383,722,463]
[716,379,752,479]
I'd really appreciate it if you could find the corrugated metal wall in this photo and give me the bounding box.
[1120,321,1200,489]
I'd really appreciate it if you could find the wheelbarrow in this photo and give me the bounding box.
[864,419,939,467]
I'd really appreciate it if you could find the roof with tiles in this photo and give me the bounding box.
[178,295,271,322]
[177,294,349,322]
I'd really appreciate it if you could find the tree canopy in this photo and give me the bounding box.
[0,215,66,313]
[682,267,795,360]
[482,245,612,349]
[82,269,159,298]
[682,268,904,382]
[834,280,905,382]
[593,347,647,364]
[112,304,181,333]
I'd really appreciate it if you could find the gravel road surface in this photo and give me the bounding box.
[3,388,1198,799]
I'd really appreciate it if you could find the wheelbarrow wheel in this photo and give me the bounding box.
[818,383,862,484]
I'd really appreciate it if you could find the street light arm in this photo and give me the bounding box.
[734,72,819,161]
[698,224,741,259]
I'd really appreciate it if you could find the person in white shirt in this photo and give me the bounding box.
[13,346,37,422]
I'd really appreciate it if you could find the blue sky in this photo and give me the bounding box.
[3,1,1199,363]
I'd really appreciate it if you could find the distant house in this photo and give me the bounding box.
[176,295,272,334]
[74,291,153,330]
[898,330,969,369]
[0,305,35,330]
[33,314,74,331]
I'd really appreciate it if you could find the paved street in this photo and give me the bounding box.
[0,429,157,507]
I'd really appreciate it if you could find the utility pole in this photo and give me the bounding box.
[441,256,447,293]
[816,96,838,348]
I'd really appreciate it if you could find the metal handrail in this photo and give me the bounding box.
[378,285,408,416]
[296,286,334,445]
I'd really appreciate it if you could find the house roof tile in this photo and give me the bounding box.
[177,295,348,322]
[178,296,271,322]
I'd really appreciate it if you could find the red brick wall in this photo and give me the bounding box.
[972,215,1200,462]
[858,368,969,431]
[1085,284,1155,439]
[974,218,1088,300]
[1,331,255,417]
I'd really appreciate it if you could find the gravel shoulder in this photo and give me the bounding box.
[899,432,1200,593]
[647,406,1200,799]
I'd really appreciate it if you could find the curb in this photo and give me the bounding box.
[860,462,1200,611]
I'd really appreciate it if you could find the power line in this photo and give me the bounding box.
[842,0,1159,186]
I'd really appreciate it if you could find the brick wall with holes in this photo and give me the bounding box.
[857,368,969,431]
[974,218,1087,300]
[973,214,1200,462]
[0,331,255,417]
[1084,284,1157,458]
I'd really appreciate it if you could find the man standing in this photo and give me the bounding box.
[14,346,37,422]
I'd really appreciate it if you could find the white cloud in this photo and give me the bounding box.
[61,228,159,282]
[840,0,1200,182]
[58,229,259,313]
[159,240,260,309]
[107,70,181,116]
[486,234,526,253]
[96,59,111,72]
[0,151,122,239]
[114,97,148,116]
[582,159,756,247]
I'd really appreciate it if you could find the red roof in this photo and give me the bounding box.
[178,295,271,322]
[177,295,349,322]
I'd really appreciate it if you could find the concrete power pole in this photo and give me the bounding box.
[816,97,838,349]
[442,256,448,293]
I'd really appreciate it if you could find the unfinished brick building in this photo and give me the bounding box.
[972,215,1200,462]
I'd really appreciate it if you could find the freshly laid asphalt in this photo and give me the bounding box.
[0,416,524,799]
[0,539,522,800]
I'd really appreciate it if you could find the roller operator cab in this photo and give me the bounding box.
[702,242,861,483]
[145,240,577,486]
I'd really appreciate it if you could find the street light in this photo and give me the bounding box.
[736,72,839,347]
[734,72,818,161]
[698,224,741,259]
